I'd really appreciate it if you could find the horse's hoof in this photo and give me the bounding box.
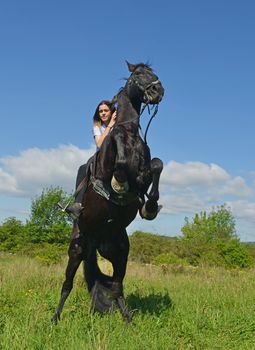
[111,176,129,194]
[140,203,162,220]
[51,313,60,324]
[116,296,133,323]
[157,205,163,213]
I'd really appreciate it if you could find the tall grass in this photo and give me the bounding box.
[0,253,255,349]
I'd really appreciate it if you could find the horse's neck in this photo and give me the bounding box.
[116,93,141,126]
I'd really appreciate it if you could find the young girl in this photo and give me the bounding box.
[93,100,117,149]
[66,100,116,219]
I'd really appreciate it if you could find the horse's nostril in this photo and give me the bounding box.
[151,85,158,93]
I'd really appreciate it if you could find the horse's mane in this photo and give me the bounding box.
[134,62,152,70]
[111,87,124,104]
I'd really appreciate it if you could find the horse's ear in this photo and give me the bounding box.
[126,60,136,72]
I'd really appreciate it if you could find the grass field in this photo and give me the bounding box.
[0,253,255,350]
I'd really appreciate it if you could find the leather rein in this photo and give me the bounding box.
[113,78,160,144]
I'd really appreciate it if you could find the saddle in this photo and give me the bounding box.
[75,152,140,207]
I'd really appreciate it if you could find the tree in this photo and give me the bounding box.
[0,217,25,250]
[179,205,253,268]
[181,205,236,243]
[26,187,72,243]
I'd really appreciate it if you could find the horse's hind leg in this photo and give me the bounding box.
[52,241,83,323]
[110,229,133,322]
[140,157,163,220]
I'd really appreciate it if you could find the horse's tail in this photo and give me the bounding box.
[83,248,98,292]
[83,249,112,293]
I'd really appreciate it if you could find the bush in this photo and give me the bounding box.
[19,243,67,265]
[219,239,254,268]
[129,231,178,263]
[199,250,225,267]
[153,252,187,266]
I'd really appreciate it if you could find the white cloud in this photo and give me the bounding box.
[0,144,95,197]
[219,176,253,198]
[159,191,206,215]
[157,160,255,231]
[227,200,255,222]
[161,160,253,199]
[161,161,230,187]
[0,168,21,195]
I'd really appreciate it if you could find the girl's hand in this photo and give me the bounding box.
[108,111,117,128]
[112,111,117,120]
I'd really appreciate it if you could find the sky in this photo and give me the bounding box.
[1,0,255,241]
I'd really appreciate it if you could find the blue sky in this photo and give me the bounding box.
[1,0,255,241]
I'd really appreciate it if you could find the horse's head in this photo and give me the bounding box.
[125,61,164,105]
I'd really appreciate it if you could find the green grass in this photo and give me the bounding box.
[0,253,255,349]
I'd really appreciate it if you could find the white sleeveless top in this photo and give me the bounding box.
[93,123,107,150]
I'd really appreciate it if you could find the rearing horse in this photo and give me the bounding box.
[52,62,164,323]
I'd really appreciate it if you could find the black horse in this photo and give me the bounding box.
[52,61,164,323]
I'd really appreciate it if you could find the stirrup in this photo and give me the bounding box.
[58,202,84,220]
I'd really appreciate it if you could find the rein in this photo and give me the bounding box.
[115,102,159,145]
[143,104,159,144]
[112,75,161,144]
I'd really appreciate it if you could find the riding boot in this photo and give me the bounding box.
[65,184,86,220]
[65,203,83,221]
[58,163,88,220]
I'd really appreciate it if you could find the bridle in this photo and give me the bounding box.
[128,74,160,104]
[114,75,161,143]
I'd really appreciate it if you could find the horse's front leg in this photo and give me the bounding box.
[140,157,163,220]
[52,239,83,323]
[111,130,129,194]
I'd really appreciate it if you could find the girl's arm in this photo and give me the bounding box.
[94,111,117,148]
[94,125,112,148]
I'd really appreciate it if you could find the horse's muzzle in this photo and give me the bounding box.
[145,82,164,104]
